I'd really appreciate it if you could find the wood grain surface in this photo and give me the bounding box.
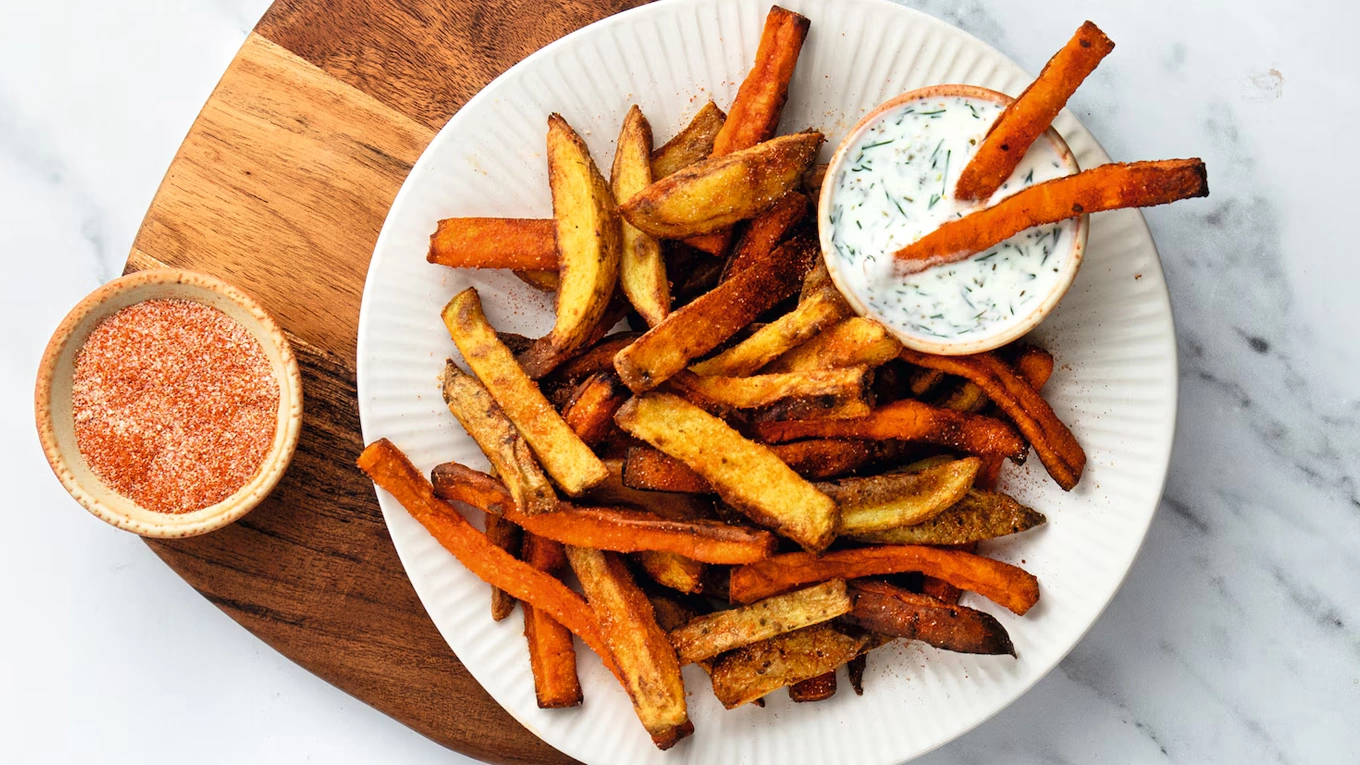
[124,1,649,761]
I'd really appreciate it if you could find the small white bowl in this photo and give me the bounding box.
[35,269,303,538]
[819,84,1088,355]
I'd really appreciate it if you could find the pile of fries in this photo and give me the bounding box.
[352,6,1209,750]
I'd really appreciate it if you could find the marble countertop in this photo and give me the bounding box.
[2,0,1356,762]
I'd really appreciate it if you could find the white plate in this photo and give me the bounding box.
[355,1,1178,762]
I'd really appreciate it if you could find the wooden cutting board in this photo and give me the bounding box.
[124,1,649,762]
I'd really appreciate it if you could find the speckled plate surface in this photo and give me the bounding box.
[355,0,1178,762]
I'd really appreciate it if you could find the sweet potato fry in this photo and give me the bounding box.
[921,577,964,606]
[845,654,866,695]
[589,459,715,520]
[669,580,852,665]
[955,22,1115,202]
[711,5,811,157]
[622,446,715,494]
[615,393,840,553]
[613,230,816,392]
[521,532,582,708]
[443,288,608,495]
[440,364,558,515]
[844,580,1015,656]
[566,547,689,746]
[952,344,1054,484]
[849,488,1046,546]
[561,371,630,448]
[789,672,837,702]
[517,114,623,375]
[427,217,557,271]
[765,316,901,374]
[691,270,849,376]
[729,545,1040,615]
[895,159,1209,272]
[754,399,1027,461]
[544,332,641,389]
[1014,345,1056,390]
[622,440,874,493]
[432,462,775,564]
[634,550,706,594]
[613,105,670,327]
[668,367,869,414]
[357,439,617,675]
[899,348,1085,489]
[514,269,560,292]
[652,101,726,179]
[709,623,867,709]
[719,191,810,282]
[826,457,981,535]
[485,513,522,621]
[620,132,824,239]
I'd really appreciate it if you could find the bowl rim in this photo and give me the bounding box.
[34,268,303,538]
[817,83,1089,355]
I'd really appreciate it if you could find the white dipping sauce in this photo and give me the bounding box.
[826,94,1079,342]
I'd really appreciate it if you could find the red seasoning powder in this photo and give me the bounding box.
[71,299,280,514]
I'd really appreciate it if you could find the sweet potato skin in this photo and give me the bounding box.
[755,399,1028,461]
[844,580,1015,656]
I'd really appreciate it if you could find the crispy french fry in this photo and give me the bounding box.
[730,544,1040,615]
[648,592,702,632]
[826,457,981,535]
[669,579,852,665]
[521,531,582,708]
[899,348,1085,489]
[634,550,706,594]
[652,101,726,179]
[440,363,558,515]
[949,344,1055,485]
[709,623,867,709]
[720,191,810,282]
[514,269,560,292]
[1015,344,1056,387]
[613,230,816,392]
[955,22,1115,201]
[485,513,522,621]
[789,672,837,702]
[750,393,872,423]
[765,316,901,373]
[427,217,557,271]
[754,399,1027,461]
[443,288,608,495]
[620,132,824,239]
[357,439,617,676]
[849,488,1046,546]
[622,440,874,493]
[668,367,869,414]
[711,6,811,157]
[615,393,839,553]
[613,106,671,327]
[921,576,964,606]
[543,332,641,389]
[844,580,1015,656]
[432,462,775,564]
[691,271,849,376]
[561,371,630,448]
[566,547,689,747]
[622,446,714,494]
[589,459,715,520]
[518,114,623,375]
[908,367,946,397]
[895,159,1208,272]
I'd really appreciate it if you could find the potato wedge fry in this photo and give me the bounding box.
[613,230,816,392]
[720,191,810,282]
[517,114,623,375]
[566,547,689,746]
[561,371,630,448]
[514,269,560,292]
[444,288,608,495]
[427,217,557,271]
[730,544,1040,615]
[485,513,523,621]
[521,531,582,708]
[849,489,1046,546]
[440,363,558,515]
[357,439,617,675]
[634,550,706,594]
[652,100,726,179]
[765,316,901,373]
[432,462,775,564]
[789,672,837,702]
[899,348,1085,489]
[844,580,1015,656]
[615,393,840,553]
[801,162,829,196]
[711,5,811,157]
[955,22,1115,201]
[669,579,852,665]
[691,275,849,376]
[613,106,671,327]
[620,132,824,239]
[622,440,874,493]
[668,367,868,413]
[750,393,873,423]
[895,159,1208,272]
[755,399,1027,461]
[681,230,730,257]
[826,457,981,535]
[709,623,867,709]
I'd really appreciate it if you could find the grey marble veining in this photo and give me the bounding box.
[2,1,1356,763]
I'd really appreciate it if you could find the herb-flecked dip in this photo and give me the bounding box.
[826,94,1080,342]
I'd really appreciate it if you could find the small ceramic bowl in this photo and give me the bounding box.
[35,269,303,538]
[819,84,1088,355]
